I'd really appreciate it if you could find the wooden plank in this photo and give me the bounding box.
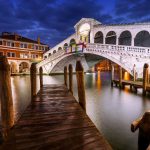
[0,84,112,150]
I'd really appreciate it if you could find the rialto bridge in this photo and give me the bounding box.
[37,18,150,78]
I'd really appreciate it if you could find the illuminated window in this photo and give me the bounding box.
[7,52,16,57]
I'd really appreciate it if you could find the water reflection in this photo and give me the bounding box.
[3,72,150,150]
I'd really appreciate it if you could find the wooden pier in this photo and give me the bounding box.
[0,57,111,150]
[0,84,111,150]
[111,63,150,95]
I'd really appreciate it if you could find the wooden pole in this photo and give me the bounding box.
[111,65,114,87]
[69,64,73,94]
[143,63,149,96]
[39,67,43,88]
[119,66,122,88]
[133,64,136,81]
[0,56,14,139]
[64,66,67,86]
[131,111,150,150]
[76,61,86,111]
[30,63,37,100]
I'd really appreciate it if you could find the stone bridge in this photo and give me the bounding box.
[37,18,150,78]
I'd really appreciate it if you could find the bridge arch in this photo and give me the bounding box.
[105,31,117,45]
[119,30,132,46]
[45,51,132,75]
[10,62,17,73]
[94,31,103,44]
[134,30,150,47]
[19,62,29,73]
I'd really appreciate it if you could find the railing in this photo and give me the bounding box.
[38,43,150,70]
[86,43,150,58]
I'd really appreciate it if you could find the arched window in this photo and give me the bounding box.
[134,31,150,47]
[58,47,62,51]
[63,43,68,52]
[119,31,132,46]
[53,50,56,54]
[70,39,76,46]
[48,53,51,57]
[106,31,116,45]
[70,39,76,52]
[94,31,103,43]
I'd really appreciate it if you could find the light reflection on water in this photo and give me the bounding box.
[4,72,150,150]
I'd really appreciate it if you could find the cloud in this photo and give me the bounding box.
[115,0,150,22]
[0,0,149,47]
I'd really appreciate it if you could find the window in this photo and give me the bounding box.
[36,54,38,58]
[20,43,28,48]
[31,54,36,59]
[31,44,34,49]
[0,40,2,45]
[6,41,14,47]
[0,52,3,56]
[7,52,16,57]
[35,45,38,50]
[20,53,29,58]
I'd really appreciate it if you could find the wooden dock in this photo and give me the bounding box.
[112,79,150,91]
[0,84,112,150]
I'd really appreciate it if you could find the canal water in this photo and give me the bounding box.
[4,72,150,150]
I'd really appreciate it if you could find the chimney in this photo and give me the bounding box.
[37,36,40,44]
[14,33,19,40]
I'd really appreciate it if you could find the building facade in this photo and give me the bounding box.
[0,32,49,74]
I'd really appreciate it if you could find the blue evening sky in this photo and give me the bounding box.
[0,0,149,47]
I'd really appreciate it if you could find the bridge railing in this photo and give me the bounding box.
[37,49,65,68]
[86,43,150,58]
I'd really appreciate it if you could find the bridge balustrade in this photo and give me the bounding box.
[86,43,150,58]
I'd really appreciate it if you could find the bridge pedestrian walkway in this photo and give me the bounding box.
[1,84,112,150]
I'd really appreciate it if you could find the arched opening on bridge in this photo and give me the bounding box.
[58,47,62,51]
[70,39,76,52]
[94,31,103,44]
[19,62,29,73]
[134,31,150,47]
[10,62,17,74]
[79,23,90,43]
[44,56,47,59]
[63,43,68,52]
[119,31,132,46]
[53,50,56,54]
[105,31,116,45]
[48,53,51,57]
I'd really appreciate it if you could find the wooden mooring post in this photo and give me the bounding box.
[76,61,86,111]
[131,111,150,150]
[39,67,43,88]
[143,63,149,96]
[119,66,122,88]
[30,63,37,100]
[111,65,114,87]
[64,66,67,87]
[69,64,73,94]
[0,56,14,140]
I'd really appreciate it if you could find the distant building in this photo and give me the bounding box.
[0,32,49,74]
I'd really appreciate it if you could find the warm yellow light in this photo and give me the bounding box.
[79,23,90,36]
